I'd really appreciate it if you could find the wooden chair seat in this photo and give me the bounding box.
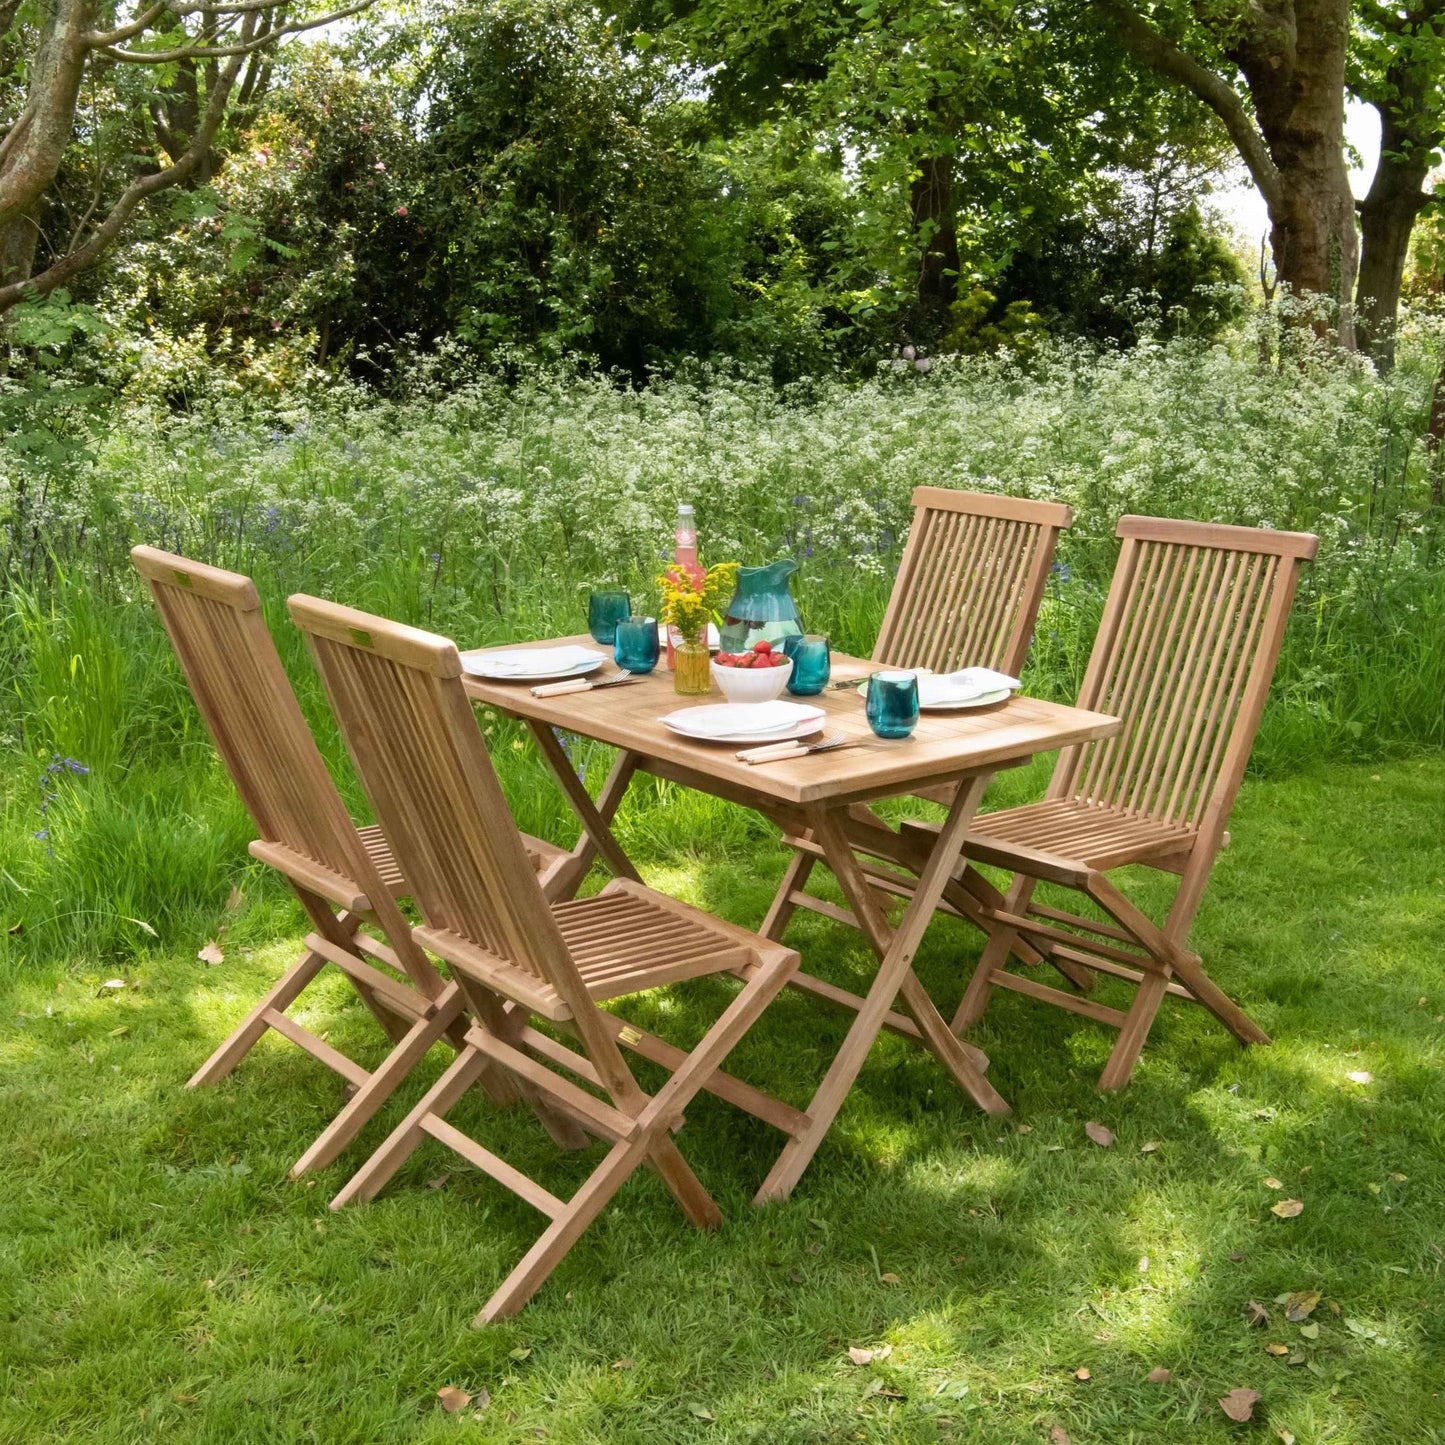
[357,821,562,895]
[911,798,1197,878]
[420,883,757,1023]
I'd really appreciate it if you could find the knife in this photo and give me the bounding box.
[737,732,853,764]
[532,670,636,698]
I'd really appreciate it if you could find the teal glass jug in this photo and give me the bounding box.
[721,560,804,653]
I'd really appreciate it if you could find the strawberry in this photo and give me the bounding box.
[752,639,773,656]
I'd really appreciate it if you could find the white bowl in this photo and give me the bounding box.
[711,655,793,704]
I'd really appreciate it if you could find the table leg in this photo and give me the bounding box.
[527,724,641,897]
[755,777,1011,1204]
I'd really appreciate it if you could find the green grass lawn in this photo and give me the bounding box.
[2,753,1443,1445]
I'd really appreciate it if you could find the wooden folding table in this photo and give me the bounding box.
[462,638,1119,1201]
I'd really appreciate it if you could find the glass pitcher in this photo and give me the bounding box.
[721,559,804,653]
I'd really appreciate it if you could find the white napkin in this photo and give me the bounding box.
[463,646,603,678]
[916,667,1020,707]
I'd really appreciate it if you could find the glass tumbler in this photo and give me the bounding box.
[588,589,631,645]
[865,670,920,739]
[614,615,661,674]
[786,635,831,695]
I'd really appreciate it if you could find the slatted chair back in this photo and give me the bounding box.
[1050,518,1320,841]
[873,487,1073,676]
[133,548,421,921]
[287,596,597,1020]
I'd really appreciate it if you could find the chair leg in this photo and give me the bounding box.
[289,983,468,1177]
[475,1135,651,1324]
[952,875,1035,1032]
[330,1044,493,1208]
[187,946,329,1088]
[761,847,815,942]
[1097,971,1170,1092]
[1086,874,1270,1048]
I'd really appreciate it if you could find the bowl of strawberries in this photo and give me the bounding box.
[712,639,794,703]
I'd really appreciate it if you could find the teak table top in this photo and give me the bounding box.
[461,636,1120,805]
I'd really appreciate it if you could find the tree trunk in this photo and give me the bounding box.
[1355,148,1431,367]
[1353,4,1445,368]
[1230,0,1357,346]
[910,153,959,331]
[0,207,39,292]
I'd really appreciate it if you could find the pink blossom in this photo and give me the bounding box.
[395,205,409,217]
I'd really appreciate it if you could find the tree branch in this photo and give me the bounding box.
[1093,0,1283,213]
[85,2,171,48]
[0,21,252,311]
[100,0,369,62]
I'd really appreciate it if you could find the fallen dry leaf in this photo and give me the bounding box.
[1016,1123,1033,1134]
[848,1347,874,1366]
[1139,1140,1161,1154]
[197,941,225,967]
[1219,1387,1261,1422]
[1284,1290,1321,1322]
[1050,1428,1072,1445]
[1085,1122,1114,1148]
[1073,1366,1091,1381]
[424,1174,450,1191]
[611,1358,634,1371]
[687,1403,715,1421]
[1137,1255,1149,1273]
[508,1347,531,1362]
[1271,1198,1304,1219]
[437,1386,471,1413]
[1146,1367,1171,1384]
[1246,1300,1270,1327]
[1276,1431,1296,1445]
[225,886,244,913]
[1346,1070,1373,1085]
[1265,1342,1289,1356]
[100,978,127,992]
[1298,1323,1319,1340]
[879,1272,900,1284]
[473,1387,491,1412]
[1263,1177,1284,1189]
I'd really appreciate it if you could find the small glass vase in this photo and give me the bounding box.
[673,638,712,695]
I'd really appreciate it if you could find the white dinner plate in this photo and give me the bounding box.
[462,646,606,683]
[851,680,1015,712]
[661,700,825,744]
[664,716,826,747]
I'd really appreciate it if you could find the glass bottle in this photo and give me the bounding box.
[667,502,706,668]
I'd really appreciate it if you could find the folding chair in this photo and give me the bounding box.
[934,517,1319,1089]
[765,486,1072,941]
[288,595,801,1321]
[133,546,567,1177]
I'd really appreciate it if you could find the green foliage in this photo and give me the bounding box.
[3,320,1444,967]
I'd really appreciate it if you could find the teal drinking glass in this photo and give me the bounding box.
[866,670,919,738]
[787,635,831,695]
[588,589,631,645]
[614,615,660,674]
